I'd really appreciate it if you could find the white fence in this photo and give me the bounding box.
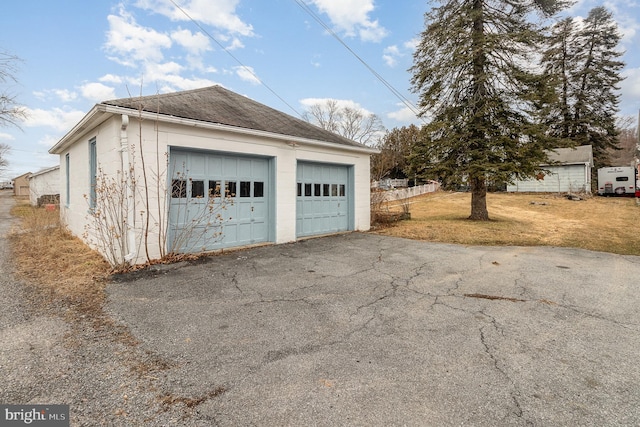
[374,181,440,202]
[371,178,409,189]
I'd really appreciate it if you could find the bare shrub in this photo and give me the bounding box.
[166,166,234,256]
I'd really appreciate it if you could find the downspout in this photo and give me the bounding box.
[120,114,137,263]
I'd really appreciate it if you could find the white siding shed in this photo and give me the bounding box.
[507,145,593,193]
[29,166,60,206]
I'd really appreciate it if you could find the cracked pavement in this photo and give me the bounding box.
[107,233,640,426]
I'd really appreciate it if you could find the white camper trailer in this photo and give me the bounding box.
[597,167,637,196]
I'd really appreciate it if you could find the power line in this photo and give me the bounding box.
[167,0,303,118]
[170,0,424,124]
[292,0,425,122]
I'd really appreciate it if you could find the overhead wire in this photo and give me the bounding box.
[169,0,424,124]
[292,0,425,122]
[167,0,303,118]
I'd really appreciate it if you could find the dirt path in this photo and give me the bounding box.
[0,192,202,426]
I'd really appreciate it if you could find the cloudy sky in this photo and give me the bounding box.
[1,0,639,179]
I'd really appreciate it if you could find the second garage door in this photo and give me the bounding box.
[169,149,273,253]
[296,162,351,237]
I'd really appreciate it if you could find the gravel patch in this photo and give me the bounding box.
[0,191,208,426]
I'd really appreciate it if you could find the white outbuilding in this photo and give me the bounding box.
[49,86,376,266]
[29,165,60,206]
[507,145,594,194]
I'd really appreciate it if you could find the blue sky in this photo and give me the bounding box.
[1,0,639,179]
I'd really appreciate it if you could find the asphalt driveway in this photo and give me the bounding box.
[107,233,640,426]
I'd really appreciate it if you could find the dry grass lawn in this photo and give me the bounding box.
[373,191,640,256]
[9,191,640,304]
[9,201,111,314]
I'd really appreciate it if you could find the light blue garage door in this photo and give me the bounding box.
[169,149,272,253]
[296,162,351,237]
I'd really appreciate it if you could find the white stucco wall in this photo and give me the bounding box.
[59,114,372,266]
[507,164,591,193]
[29,167,60,206]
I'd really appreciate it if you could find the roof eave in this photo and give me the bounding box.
[50,103,379,156]
[49,105,111,155]
[102,104,379,155]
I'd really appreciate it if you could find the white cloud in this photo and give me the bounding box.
[126,62,216,92]
[619,67,640,115]
[104,6,172,67]
[53,89,77,102]
[383,45,401,67]
[171,28,211,54]
[31,89,77,102]
[308,0,388,42]
[404,37,420,52]
[145,61,185,79]
[22,107,86,132]
[358,20,388,43]
[134,0,254,36]
[0,133,14,141]
[155,75,218,92]
[33,91,46,101]
[226,37,245,51]
[234,66,260,85]
[387,105,420,123]
[99,74,123,84]
[300,97,373,115]
[80,82,116,103]
[37,134,61,148]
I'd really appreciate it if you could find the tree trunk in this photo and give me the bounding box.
[469,176,489,220]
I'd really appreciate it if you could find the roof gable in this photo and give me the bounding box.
[546,145,593,166]
[102,85,365,149]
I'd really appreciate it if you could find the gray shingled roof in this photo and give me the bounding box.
[102,85,365,148]
[546,145,593,166]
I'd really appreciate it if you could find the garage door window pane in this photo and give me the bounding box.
[209,180,221,198]
[191,180,205,198]
[339,184,345,197]
[314,183,321,197]
[331,184,338,196]
[240,181,251,197]
[172,179,186,198]
[323,184,330,197]
[305,183,312,197]
[297,183,302,197]
[226,181,237,197]
[254,181,264,198]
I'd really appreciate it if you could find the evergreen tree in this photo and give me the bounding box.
[410,0,563,220]
[571,7,624,168]
[540,8,624,168]
[371,125,422,182]
[539,17,577,143]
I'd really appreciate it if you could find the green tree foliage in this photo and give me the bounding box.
[410,0,563,220]
[371,125,422,181]
[538,17,576,143]
[540,7,625,168]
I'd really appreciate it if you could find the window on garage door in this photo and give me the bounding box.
[296,162,350,238]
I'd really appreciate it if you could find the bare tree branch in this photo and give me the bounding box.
[0,142,10,172]
[0,51,27,129]
[302,99,385,145]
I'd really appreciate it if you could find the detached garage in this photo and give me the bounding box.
[49,86,375,266]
